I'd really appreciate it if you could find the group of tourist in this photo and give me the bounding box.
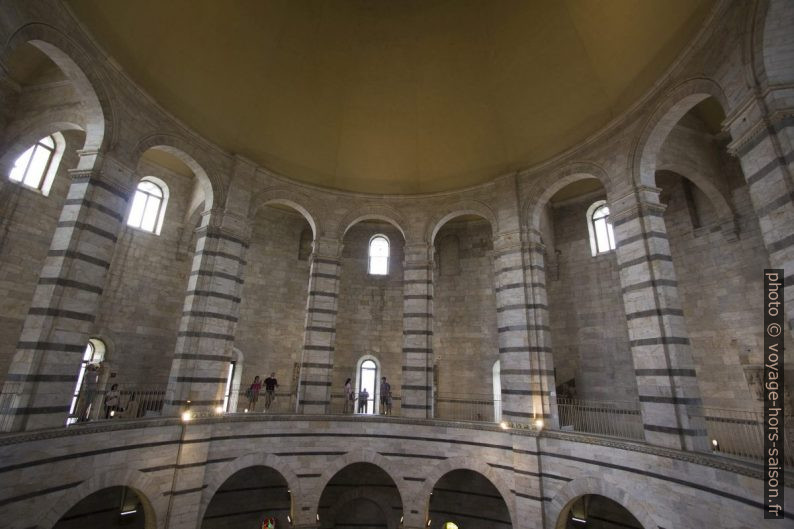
[245,373,394,415]
[245,372,279,411]
[344,376,392,415]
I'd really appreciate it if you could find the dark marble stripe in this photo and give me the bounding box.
[57,220,117,242]
[0,480,83,507]
[27,307,95,322]
[182,310,238,322]
[48,249,110,269]
[38,277,103,295]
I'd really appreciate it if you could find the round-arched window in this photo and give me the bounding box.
[8,133,64,194]
[587,201,616,255]
[368,235,390,275]
[127,178,168,234]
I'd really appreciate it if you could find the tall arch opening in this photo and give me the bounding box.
[428,469,511,529]
[53,486,153,529]
[541,178,636,403]
[318,462,402,529]
[334,219,405,414]
[235,202,316,412]
[432,214,497,421]
[0,42,94,386]
[202,466,291,529]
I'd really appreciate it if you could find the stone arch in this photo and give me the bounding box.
[311,448,408,517]
[198,451,302,525]
[37,467,163,529]
[418,456,516,527]
[655,160,736,225]
[758,0,794,87]
[426,200,497,245]
[337,203,407,241]
[323,487,400,529]
[132,134,224,212]
[2,23,112,154]
[249,186,321,239]
[0,111,84,169]
[522,162,612,235]
[631,78,730,189]
[546,476,659,529]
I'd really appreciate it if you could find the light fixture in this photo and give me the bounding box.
[181,411,193,422]
[711,439,719,450]
[400,515,404,525]
[426,519,432,527]
[287,514,292,524]
[215,406,224,414]
[500,420,509,429]
[120,509,137,516]
[109,410,115,417]
[244,408,249,413]
[571,516,587,524]
[534,418,544,430]
[316,514,320,522]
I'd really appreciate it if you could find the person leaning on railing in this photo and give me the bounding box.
[104,384,120,419]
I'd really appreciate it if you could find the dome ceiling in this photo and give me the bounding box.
[67,0,714,194]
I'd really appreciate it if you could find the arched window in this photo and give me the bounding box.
[368,235,390,275]
[67,338,106,425]
[355,356,380,415]
[492,360,502,423]
[8,133,65,194]
[587,201,616,256]
[127,177,168,234]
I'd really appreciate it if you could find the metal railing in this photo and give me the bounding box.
[235,389,295,414]
[557,398,644,441]
[434,393,499,423]
[698,406,794,467]
[328,392,401,416]
[90,385,166,421]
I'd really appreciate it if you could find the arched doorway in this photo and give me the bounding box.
[201,466,291,529]
[428,469,511,529]
[557,494,644,529]
[318,462,402,529]
[53,486,152,529]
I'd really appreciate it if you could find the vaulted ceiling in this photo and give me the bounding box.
[67,0,714,194]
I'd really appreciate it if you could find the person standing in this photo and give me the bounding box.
[357,387,369,414]
[343,378,353,413]
[379,376,392,415]
[264,372,278,411]
[247,375,262,411]
[104,383,121,419]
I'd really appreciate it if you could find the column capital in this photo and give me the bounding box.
[609,186,666,224]
[312,236,343,260]
[492,229,522,252]
[199,208,252,243]
[68,150,137,198]
[404,241,433,266]
[724,88,794,157]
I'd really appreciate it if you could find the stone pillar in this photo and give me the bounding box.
[164,423,212,529]
[493,231,543,426]
[522,230,559,428]
[611,186,708,451]
[164,209,250,416]
[400,242,434,418]
[0,153,132,431]
[296,237,342,414]
[729,105,794,336]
